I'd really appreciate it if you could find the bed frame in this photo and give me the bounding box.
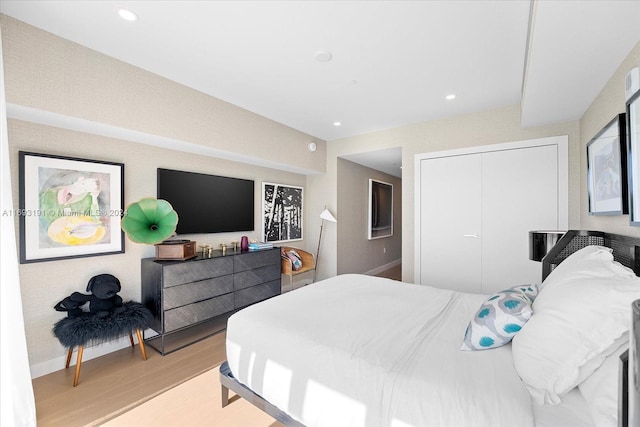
[542,229,640,280]
[219,361,304,426]
[221,229,640,426]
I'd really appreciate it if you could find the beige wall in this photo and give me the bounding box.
[313,105,580,283]
[336,158,402,274]
[0,15,326,174]
[580,41,640,235]
[1,15,326,372]
[8,120,310,368]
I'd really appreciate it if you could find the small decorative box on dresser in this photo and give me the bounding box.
[141,247,281,354]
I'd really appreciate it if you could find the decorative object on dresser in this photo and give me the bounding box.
[18,151,125,263]
[121,197,196,259]
[586,113,628,215]
[141,247,281,355]
[155,240,197,260]
[241,236,249,252]
[262,182,303,243]
[121,197,178,244]
[314,207,337,282]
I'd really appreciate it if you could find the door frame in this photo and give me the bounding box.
[413,135,569,284]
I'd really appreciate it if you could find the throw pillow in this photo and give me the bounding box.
[460,284,538,351]
[511,245,640,405]
[286,250,303,271]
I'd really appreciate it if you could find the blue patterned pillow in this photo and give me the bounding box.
[460,284,538,351]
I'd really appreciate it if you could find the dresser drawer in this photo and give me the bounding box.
[164,293,234,332]
[163,275,233,310]
[234,248,280,273]
[234,264,281,291]
[234,280,281,309]
[163,257,233,287]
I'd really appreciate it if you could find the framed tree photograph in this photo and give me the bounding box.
[262,182,303,243]
[627,90,640,225]
[19,151,125,263]
[586,113,627,215]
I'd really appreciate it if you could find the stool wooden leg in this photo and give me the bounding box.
[65,348,73,369]
[73,345,84,387]
[135,329,148,361]
[129,333,135,347]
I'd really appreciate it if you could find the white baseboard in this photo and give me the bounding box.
[365,259,401,276]
[30,328,156,379]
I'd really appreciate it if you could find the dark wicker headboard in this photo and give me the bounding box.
[542,230,640,280]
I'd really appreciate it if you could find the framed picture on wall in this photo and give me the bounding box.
[262,182,303,243]
[627,91,640,225]
[18,151,125,263]
[586,113,627,215]
[368,179,393,239]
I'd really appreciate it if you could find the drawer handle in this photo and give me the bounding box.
[463,234,478,238]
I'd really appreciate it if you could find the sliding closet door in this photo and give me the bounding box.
[419,154,482,293]
[481,145,558,294]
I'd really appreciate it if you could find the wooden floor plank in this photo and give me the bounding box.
[33,331,226,426]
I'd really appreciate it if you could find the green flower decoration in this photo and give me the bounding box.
[121,198,178,244]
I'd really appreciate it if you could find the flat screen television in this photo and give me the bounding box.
[157,168,254,235]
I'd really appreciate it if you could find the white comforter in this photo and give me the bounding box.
[226,274,535,427]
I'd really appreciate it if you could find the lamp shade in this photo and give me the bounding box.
[529,230,565,262]
[320,208,337,223]
[121,198,178,244]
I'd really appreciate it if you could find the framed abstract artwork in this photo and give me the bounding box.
[18,151,125,263]
[586,113,627,215]
[627,90,640,225]
[262,182,303,243]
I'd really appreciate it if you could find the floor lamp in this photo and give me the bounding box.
[314,208,337,282]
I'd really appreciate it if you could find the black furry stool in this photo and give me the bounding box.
[53,301,152,386]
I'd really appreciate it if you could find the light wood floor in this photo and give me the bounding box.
[34,265,402,426]
[33,331,228,426]
[375,263,402,281]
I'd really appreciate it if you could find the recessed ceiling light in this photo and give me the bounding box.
[333,121,342,127]
[315,51,333,62]
[446,94,456,100]
[118,9,137,22]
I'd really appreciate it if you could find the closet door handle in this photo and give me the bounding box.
[463,234,479,238]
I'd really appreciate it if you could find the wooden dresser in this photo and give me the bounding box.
[141,247,280,354]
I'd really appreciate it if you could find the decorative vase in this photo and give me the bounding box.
[241,236,249,252]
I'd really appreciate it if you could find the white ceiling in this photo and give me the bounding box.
[342,147,403,178]
[1,1,639,177]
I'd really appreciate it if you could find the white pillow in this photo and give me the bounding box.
[460,284,538,351]
[512,245,640,405]
[578,341,628,427]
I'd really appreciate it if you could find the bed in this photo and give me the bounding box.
[220,230,640,426]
